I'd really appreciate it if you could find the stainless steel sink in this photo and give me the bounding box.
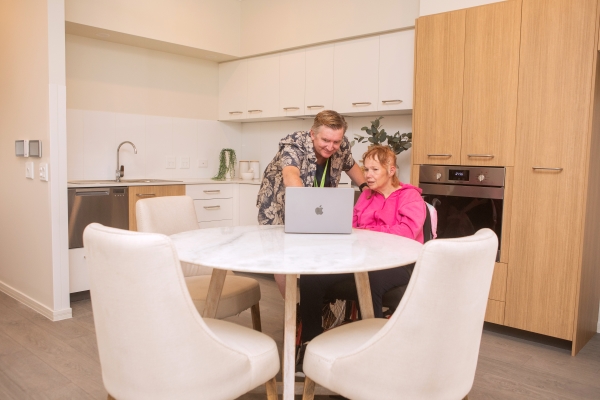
[68,179,183,184]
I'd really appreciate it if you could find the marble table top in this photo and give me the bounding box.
[170,225,423,275]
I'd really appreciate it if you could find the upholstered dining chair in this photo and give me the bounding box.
[136,195,262,330]
[302,229,498,400]
[83,223,279,400]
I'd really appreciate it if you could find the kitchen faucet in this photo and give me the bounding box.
[116,141,137,182]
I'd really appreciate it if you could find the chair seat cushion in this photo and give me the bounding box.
[304,318,387,389]
[185,275,261,319]
[204,318,279,389]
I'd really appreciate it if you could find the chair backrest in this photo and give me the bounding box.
[136,196,212,276]
[334,229,497,400]
[136,195,199,236]
[83,223,251,399]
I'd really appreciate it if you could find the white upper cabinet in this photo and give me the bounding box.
[279,49,306,117]
[305,44,335,115]
[219,60,247,120]
[333,36,380,114]
[247,54,280,119]
[379,30,414,111]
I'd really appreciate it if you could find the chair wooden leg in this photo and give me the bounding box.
[251,303,262,332]
[302,376,316,400]
[265,376,278,400]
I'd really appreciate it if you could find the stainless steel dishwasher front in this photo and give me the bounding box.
[68,187,129,249]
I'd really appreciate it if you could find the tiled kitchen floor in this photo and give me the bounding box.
[0,273,599,399]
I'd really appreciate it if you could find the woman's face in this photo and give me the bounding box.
[363,156,396,192]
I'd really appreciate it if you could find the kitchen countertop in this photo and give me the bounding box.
[67,178,262,188]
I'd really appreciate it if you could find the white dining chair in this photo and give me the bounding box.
[301,229,498,400]
[136,195,262,330]
[83,223,279,400]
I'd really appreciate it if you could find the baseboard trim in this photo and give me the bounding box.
[0,281,72,321]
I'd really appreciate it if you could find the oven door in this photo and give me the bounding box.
[420,183,503,261]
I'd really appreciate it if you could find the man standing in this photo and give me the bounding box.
[257,110,367,296]
[257,110,366,225]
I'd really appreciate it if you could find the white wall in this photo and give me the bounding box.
[66,35,219,120]
[240,115,413,184]
[420,0,505,16]
[67,110,241,181]
[0,0,70,320]
[65,0,241,57]
[240,0,419,56]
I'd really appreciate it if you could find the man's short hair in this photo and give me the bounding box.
[311,110,348,134]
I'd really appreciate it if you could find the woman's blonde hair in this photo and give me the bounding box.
[362,145,400,188]
[311,110,348,134]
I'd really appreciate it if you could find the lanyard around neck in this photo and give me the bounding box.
[314,158,329,188]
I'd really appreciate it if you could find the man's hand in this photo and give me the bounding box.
[283,166,304,187]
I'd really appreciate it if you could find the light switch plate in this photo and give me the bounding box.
[180,156,190,169]
[25,162,34,179]
[39,163,49,181]
[198,159,208,168]
[166,156,176,169]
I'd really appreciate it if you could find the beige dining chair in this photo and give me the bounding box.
[136,195,262,330]
[302,229,498,400]
[83,223,279,400]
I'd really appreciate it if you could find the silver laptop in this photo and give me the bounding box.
[284,187,354,234]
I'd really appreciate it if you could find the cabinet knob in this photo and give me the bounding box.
[248,110,263,113]
[352,102,372,106]
[467,154,494,158]
[204,205,221,210]
[427,154,452,157]
[136,193,156,197]
[306,105,324,109]
[228,111,243,115]
[532,167,563,172]
[381,100,403,104]
[283,107,300,111]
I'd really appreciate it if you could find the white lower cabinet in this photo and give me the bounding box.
[69,248,89,293]
[239,184,260,225]
[186,184,234,228]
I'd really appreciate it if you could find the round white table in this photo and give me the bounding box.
[170,225,423,400]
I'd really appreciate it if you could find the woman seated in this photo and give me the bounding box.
[298,145,427,353]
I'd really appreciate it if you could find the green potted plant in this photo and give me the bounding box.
[351,117,412,155]
[212,148,237,181]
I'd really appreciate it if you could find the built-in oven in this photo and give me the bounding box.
[419,165,504,261]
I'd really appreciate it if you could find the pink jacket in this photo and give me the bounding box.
[353,184,426,244]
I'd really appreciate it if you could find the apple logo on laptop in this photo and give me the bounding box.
[315,205,323,215]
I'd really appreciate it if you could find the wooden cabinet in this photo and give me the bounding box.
[128,185,185,231]
[247,54,280,119]
[413,1,521,167]
[413,10,465,166]
[461,1,521,166]
[218,60,247,120]
[279,49,305,117]
[305,44,335,115]
[505,0,599,352]
[378,30,414,112]
[333,36,380,114]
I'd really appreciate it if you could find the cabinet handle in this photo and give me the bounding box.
[532,167,563,172]
[467,154,494,158]
[427,154,452,157]
[248,109,263,113]
[228,111,243,115]
[204,205,221,210]
[203,190,221,194]
[136,193,156,197]
[283,107,300,111]
[382,100,403,104]
[352,102,372,106]
[306,105,324,109]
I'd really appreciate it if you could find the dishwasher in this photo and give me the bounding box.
[68,187,129,249]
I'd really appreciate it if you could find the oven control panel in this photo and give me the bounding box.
[419,165,505,187]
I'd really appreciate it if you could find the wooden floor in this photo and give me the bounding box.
[0,273,599,399]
